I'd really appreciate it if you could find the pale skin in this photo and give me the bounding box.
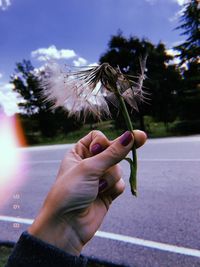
[28,130,147,256]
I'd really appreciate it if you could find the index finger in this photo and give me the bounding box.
[74,130,110,159]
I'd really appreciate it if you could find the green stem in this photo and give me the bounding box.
[114,88,137,196]
[118,95,133,132]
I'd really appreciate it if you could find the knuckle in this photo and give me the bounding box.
[91,130,109,144]
[107,146,120,161]
[115,165,122,180]
[91,130,103,138]
[119,179,126,193]
[109,165,122,182]
[116,179,125,196]
[111,179,125,200]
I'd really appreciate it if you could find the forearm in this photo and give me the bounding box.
[28,205,84,256]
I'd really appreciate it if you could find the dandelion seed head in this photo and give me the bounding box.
[38,62,111,120]
[38,58,148,120]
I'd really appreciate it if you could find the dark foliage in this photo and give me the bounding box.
[174,0,200,64]
[174,0,200,122]
[99,32,182,129]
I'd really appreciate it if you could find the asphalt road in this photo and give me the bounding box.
[1,135,200,267]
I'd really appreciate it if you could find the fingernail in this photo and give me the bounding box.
[91,143,103,155]
[99,179,108,192]
[119,131,133,146]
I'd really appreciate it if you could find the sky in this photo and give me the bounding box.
[0,0,188,115]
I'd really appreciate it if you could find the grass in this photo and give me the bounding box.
[0,246,12,267]
[24,118,186,147]
[26,121,122,146]
[0,246,122,267]
[146,121,174,138]
[142,116,182,138]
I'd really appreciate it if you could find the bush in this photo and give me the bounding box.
[171,120,200,135]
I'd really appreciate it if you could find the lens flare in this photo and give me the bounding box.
[0,113,26,208]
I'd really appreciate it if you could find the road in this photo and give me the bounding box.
[1,136,200,267]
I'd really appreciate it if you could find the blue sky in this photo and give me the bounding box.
[0,0,187,115]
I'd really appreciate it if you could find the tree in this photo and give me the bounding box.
[145,43,182,125]
[174,0,200,122]
[175,0,200,65]
[11,60,49,115]
[99,33,182,129]
[11,60,82,138]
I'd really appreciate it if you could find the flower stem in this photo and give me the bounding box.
[114,87,137,196]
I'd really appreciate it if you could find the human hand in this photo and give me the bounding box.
[28,130,146,255]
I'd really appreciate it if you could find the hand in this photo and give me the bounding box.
[28,130,146,255]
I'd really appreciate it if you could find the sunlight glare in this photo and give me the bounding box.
[0,114,26,208]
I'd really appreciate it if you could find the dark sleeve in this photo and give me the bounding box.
[5,231,87,267]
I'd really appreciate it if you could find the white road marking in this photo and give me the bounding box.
[1,215,200,258]
[96,231,200,258]
[0,215,33,225]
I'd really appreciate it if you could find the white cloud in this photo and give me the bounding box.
[0,82,19,116]
[88,62,99,67]
[145,0,189,7]
[173,0,189,6]
[31,45,98,68]
[0,82,14,93]
[166,48,181,65]
[169,0,190,22]
[0,73,3,79]
[165,49,187,69]
[166,48,179,57]
[0,0,11,10]
[31,45,77,61]
[73,57,88,67]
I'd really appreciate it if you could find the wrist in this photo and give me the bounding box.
[28,209,83,256]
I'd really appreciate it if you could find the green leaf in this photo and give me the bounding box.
[124,157,137,196]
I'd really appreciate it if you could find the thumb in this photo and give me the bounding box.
[89,131,134,172]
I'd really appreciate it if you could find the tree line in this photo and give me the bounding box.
[11,0,200,140]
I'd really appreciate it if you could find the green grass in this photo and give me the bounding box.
[143,116,178,138]
[24,118,185,147]
[0,246,12,267]
[28,121,122,146]
[146,121,174,138]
